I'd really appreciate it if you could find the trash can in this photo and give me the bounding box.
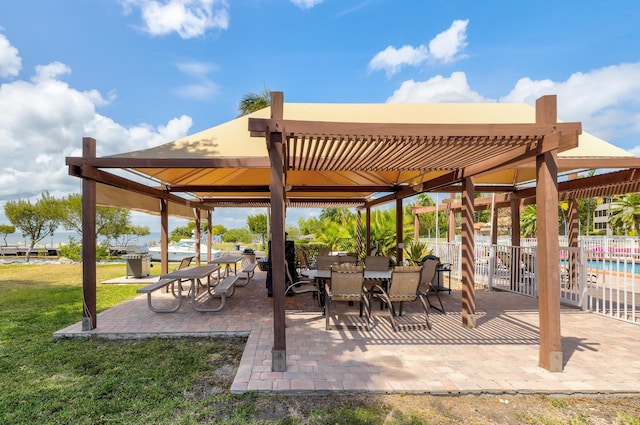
[242,248,256,265]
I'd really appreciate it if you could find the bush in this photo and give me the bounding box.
[58,238,112,261]
[58,238,82,261]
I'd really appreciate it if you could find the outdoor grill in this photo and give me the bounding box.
[122,245,151,278]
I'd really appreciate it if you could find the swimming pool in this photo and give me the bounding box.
[561,258,640,275]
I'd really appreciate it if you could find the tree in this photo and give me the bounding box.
[4,191,64,262]
[238,88,270,117]
[520,205,537,238]
[414,194,448,238]
[211,224,227,239]
[316,221,349,251]
[319,208,354,223]
[169,224,195,242]
[117,224,150,246]
[0,225,15,246]
[60,193,132,241]
[247,213,268,244]
[609,193,640,235]
[297,216,321,236]
[222,228,251,243]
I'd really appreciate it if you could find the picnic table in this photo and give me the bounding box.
[138,264,239,313]
[209,255,243,277]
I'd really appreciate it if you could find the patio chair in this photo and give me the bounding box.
[418,259,445,313]
[317,255,339,271]
[169,256,195,296]
[325,264,371,330]
[284,261,320,302]
[338,255,358,265]
[364,255,389,271]
[373,266,431,331]
[363,255,390,296]
[317,246,331,256]
[296,248,313,272]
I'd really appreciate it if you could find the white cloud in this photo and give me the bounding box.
[290,0,324,9]
[428,19,468,64]
[176,61,219,77]
[174,60,219,101]
[369,19,469,76]
[121,0,229,39]
[500,62,640,144]
[0,33,21,79]
[386,71,491,103]
[0,56,193,211]
[369,45,429,77]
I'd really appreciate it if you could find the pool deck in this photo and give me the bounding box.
[54,271,640,395]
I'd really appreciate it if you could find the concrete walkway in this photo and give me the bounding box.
[54,271,640,395]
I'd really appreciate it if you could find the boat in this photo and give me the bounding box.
[148,239,222,262]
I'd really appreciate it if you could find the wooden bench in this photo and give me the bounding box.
[236,262,257,287]
[137,278,182,313]
[196,275,239,312]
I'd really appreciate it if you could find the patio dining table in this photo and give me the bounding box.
[300,269,392,307]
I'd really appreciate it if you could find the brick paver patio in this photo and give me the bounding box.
[54,271,640,395]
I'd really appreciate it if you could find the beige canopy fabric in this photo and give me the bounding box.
[96,183,203,220]
[100,102,634,214]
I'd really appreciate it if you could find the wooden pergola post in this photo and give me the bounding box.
[268,92,287,372]
[448,193,456,242]
[461,177,476,328]
[536,95,563,372]
[81,137,97,331]
[414,201,420,241]
[396,198,403,265]
[206,210,213,262]
[356,210,363,260]
[510,199,521,247]
[160,199,169,275]
[366,206,371,255]
[491,195,499,246]
[567,174,579,248]
[194,208,201,266]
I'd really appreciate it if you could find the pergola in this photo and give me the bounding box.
[66,92,640,373]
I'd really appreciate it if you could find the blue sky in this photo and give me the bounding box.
[1,0,640,235]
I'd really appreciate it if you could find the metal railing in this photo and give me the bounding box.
[432,240,639,325]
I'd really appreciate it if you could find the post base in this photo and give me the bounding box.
[272,349,286,372]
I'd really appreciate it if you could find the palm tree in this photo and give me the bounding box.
[520,205,537,238]
[609,193,640,235]
[238,88,270,117]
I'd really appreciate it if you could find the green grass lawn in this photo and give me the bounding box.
[2,263,638,425]
[0,263,245,425]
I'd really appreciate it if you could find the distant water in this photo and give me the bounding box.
[2,231,163,248]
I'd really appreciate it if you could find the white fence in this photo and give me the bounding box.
[431,240,639,325]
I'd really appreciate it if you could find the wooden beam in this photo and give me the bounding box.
[249,118,582,139]
[69,166,212,210]
[66,156,270,169]
[557,158,640,169]
[168,185,271,193]
[81,138,97,331]
[464,132,561,178]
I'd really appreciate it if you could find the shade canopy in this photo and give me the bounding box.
[68,99,638,215]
